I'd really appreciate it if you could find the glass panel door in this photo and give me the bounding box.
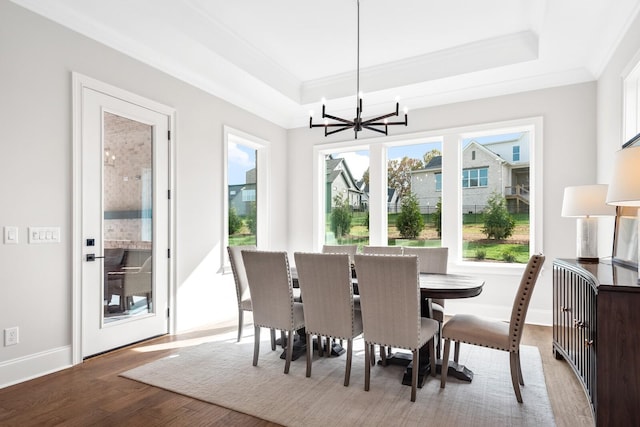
[103,112,154,323]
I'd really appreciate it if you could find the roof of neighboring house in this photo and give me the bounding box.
[326,156,361,192]
[388,188,396,203]
[424,156,442,169]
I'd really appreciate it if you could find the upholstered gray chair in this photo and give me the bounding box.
[401,246,448,357]
[242,249,305,374]
[354,254,439,402]
[322,244,358,263]
[228,245,276,349]
[294,252,363,386]
[362,245,403,255]
[440,254,545,402]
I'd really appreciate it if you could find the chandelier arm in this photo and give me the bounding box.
[322,113,355,125]
[361,125,388,135]
[367,121,407,126]
[360,112,400,125]
[325,125,355,136]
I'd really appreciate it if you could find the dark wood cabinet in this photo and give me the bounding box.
[553,259,640,426]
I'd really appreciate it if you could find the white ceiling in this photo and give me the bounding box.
[11,0,640,129]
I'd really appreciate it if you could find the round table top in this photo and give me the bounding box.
[419,273,484,299]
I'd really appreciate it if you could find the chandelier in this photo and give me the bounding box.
[309,0,408,139]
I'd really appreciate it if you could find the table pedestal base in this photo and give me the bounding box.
[383,351,474,386]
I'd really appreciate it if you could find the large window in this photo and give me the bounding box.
[314,118,541,265]
[388,141,443,248]
[460,130,531,263]
[324,150,369,248]
[225,127,269,253]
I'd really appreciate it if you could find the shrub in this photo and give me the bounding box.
[502,249,517,263]
[247,202,257,235]
[482,192,515,240]
[433,199,442,238]
[396,192,425,239]
[228,207,243,235]
[475,249,486,260]
[330,194,352,237]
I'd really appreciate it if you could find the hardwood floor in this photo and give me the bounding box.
[0,323,592,426]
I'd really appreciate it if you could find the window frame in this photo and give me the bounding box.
[313,117,543,271]
[223,126,270,269]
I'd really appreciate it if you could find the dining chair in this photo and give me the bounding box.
[354,254,439,402]
[440,254,545,402]
[242,249,305,374]
[401,246,448,358]
[322,244,358,262]
[294,252,363,386]
[227,245,276,350]
[362,245,403,255]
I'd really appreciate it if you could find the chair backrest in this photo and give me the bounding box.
[294,252,357,339]
[354,254,421,349]
[227,245,256,307]
[242,250,296,331]
[401,247,448,274]
[508,254,545,350]
[322,244,358,264]
[362,245,403,255]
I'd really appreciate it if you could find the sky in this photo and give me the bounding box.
[228,142,256,185]
[228,131,525,184]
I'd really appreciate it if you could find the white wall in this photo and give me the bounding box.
[597,8,640,179]
[0,1,288,387]
[287,82,598,325]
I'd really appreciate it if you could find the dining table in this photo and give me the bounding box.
[290,267,484,387]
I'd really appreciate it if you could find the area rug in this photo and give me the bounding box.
[121,331,555,426]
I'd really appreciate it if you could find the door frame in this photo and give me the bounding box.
[71,72,177,365]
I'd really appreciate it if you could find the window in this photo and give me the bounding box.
[388,141,442,247]
[324,150,369,248]
[462,168,488,188]
[314,118,540,265]
[224,127,270,256]
[461,130,531,263]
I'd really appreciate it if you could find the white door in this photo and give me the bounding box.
[80,86,170,357]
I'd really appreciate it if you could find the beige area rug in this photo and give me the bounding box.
[121,331,555,426]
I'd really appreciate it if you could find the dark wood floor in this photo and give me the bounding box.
[0,323,592,426]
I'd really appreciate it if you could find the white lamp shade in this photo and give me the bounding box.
[562,184,616,217]
[606,146,640,207]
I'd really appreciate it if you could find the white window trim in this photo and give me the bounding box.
[223,126,271,270]
[313,117,543,274]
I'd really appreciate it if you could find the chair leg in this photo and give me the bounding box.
[370,344,376,366]
[284,329,294,374]
[253,326,261,367]
[411,349,419,402]
[380,345,387,366]
[305,332,312,378]
[428,337,437,377]
[454,341,460,363]
[516,351,524,385]
[436,321,442,359]
[344,338,353,387]
[440,338,451,388]
[237,309,244,342]
[364,342,371,391]
[270,329,276,351]
[510,351,523,403]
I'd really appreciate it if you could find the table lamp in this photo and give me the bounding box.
[562,184,616,262]
[606,145,640,279]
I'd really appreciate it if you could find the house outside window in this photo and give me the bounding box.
[513,145,520,161]
[435,173,442,192]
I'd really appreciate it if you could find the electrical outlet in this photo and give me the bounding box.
[4,327,18,346]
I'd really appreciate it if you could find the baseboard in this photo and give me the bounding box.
[0,345,73,389]
[444,301,552,326]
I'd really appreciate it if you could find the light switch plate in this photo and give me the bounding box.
[28,226,61,244]
[3,226,18,244]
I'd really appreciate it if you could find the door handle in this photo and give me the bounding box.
[86,254,105,262]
